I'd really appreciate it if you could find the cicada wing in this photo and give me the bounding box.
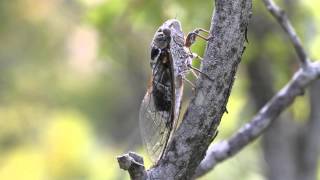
[139,89,172,162]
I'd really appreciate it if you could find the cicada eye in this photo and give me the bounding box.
[154,32,170,49]
[162,28,171,36]
[151,47,161,60]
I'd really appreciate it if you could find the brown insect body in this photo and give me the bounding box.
[139,19,194,163]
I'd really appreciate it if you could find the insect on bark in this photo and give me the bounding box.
[139,19,210,163]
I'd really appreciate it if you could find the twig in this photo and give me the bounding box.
[261,0,310,68]
[194,62,320,178]
[117,152,147,180]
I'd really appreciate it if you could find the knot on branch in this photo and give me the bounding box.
[117,152,147,180]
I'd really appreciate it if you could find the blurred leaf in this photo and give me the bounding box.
[0,147,45,180]
[43,111,93,179]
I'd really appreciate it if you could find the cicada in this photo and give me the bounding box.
[139,19,210,163]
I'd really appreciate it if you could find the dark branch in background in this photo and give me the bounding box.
[262,0,310,68]
[248,3,300,179]
[194,62,320,178]
[298,80,320,180]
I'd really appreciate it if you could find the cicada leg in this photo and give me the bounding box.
[184,28,214,82]
[187,52,213,81]
[187,64,214,81]
[185,28,211,48]
[182,77,195,88]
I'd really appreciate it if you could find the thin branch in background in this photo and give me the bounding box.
[194,62,320,178]
[262,0,310,68]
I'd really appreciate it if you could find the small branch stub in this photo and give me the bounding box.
[117,152,147,180]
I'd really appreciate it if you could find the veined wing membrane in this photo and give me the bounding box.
[139,87,173,162]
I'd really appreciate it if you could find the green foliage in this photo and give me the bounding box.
[0,0,319,179]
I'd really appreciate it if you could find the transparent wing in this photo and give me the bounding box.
[139,88,172,162]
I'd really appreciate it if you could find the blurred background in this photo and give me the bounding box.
[0,0,319,179]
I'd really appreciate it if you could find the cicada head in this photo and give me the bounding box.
[151,19,183,49]
[152,25,171,50]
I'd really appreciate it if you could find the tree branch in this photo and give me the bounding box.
[194,61,320,178]
[261,0,310,68]
[146,0,252,179]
